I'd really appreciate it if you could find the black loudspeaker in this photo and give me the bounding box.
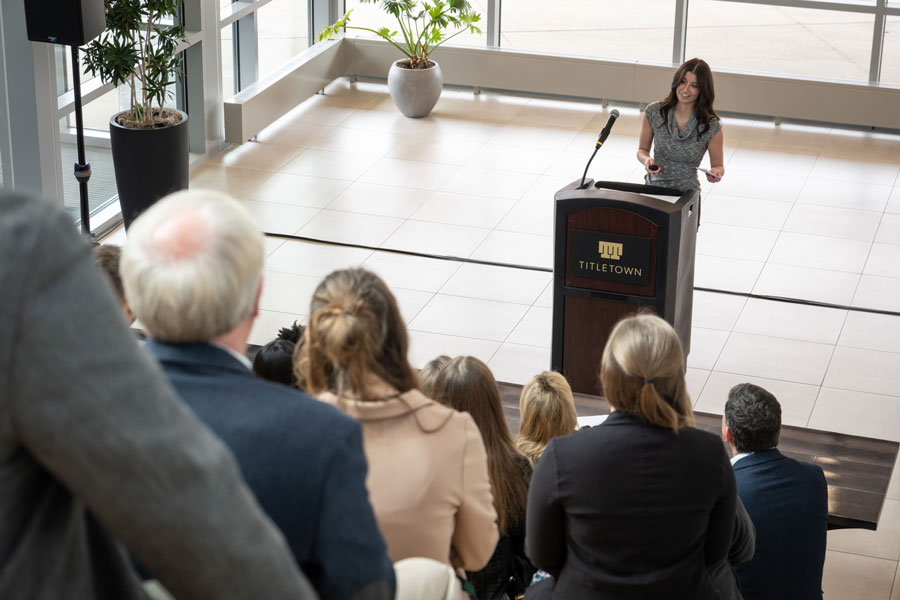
[24,0,106,46]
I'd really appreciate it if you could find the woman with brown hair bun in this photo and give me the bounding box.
[298,268,499,581]
[525,314,737,600]
[515,371,577,467]
[431,356,534,600]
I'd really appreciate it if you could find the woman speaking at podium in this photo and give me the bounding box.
[637,58,725,197]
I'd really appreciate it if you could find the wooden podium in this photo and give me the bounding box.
[550,179,699,396]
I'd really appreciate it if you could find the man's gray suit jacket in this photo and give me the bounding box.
[0,192,316,600]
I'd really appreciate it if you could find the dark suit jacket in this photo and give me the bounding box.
[732,449,828,600]
[525,410,737,600]
[0,192,315,600]
[146,340,395,600]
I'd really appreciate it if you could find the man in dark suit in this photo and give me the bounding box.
[0,192,316,599]
[122,189,395,600]
[723,383,828,600]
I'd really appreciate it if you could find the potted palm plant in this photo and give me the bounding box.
[83,0,188,228]
[319,0,481,118]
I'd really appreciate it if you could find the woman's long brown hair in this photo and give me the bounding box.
[658,57,718,141]
[432,356,529,535]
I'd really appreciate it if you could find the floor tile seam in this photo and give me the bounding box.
[825,547,900,565]
[704,364,826,390]
[888,558,900,599]
[720,327,840,353]
[816,384,900,402]
[703,321,736,377]
[399,290,437,327]
[873,227,900,246]
[700,190,800,203]
[790,201,891,216]
[748,184,800,292]
[781,224,877,244]
[262,258,377,279]
[794,197,891,214]
[833,338,900,355]
[427,290,534,311]
[803,306,853,425]
[406,327,508,347]
[289,207,326,236]
[859,232,890,280]
[246,198,348,211]
[364,150,476,172]
[727,325,846,348]
[436,278,548,308]
[700,217,794,233]
[410,189,523,216]
[357,162,463,192]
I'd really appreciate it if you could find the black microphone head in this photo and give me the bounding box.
[609,109,620,120]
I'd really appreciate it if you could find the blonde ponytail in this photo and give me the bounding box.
[600,315,694,433]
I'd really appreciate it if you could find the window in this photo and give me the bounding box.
[686,1,874,82]
[342,0,487,50]
[500,0,675,62]
[882,16,900,84]
[258,0,310,80]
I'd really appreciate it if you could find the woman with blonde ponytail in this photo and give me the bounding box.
[525,314,739,600]
[298,268,499,585]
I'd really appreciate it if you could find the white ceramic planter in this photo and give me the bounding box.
[387,60,443,118]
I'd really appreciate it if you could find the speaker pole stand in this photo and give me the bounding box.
[70,45,93,239]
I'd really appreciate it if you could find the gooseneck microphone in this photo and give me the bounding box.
[596,109,620,147]
[580,109,620,189]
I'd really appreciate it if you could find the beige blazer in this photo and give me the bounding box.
[320,389,499,571]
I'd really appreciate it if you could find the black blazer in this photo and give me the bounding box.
[525,410,737,600]
[732,449,827,600]
[146,340,395,600]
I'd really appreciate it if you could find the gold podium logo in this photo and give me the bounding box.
[598,241,623,261]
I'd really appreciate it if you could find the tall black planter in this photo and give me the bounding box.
[110,109,189,229]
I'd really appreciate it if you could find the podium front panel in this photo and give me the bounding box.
[565,206,658,297]
[563,295,648,396]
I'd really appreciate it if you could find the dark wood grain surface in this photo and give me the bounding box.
[498,381,898,532]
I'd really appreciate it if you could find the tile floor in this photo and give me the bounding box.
[105,78,900,599]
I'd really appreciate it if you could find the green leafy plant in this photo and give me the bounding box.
[319,0,482,69]
[83,0,186,128]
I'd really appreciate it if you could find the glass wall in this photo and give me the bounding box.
[258,0,310,80]
[500,0,675,63]
[343,0,487,50]
[883,17,900,85]
[686,1,873,82]
[222,24,236,96]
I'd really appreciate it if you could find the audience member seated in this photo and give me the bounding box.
[723,383,827,600]
[525,314,738,600]
[515,371,577,466]
[0,191,316,599]
[121,190,394,600]
[298,268,499,584]
[418,354,451,398]
[253,321,304,387]
[93,243,135,324]
[431,356,535,600]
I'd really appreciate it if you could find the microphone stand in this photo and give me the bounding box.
[579,110,619,190]
[70,46,93,239]
[579,142,601,190]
